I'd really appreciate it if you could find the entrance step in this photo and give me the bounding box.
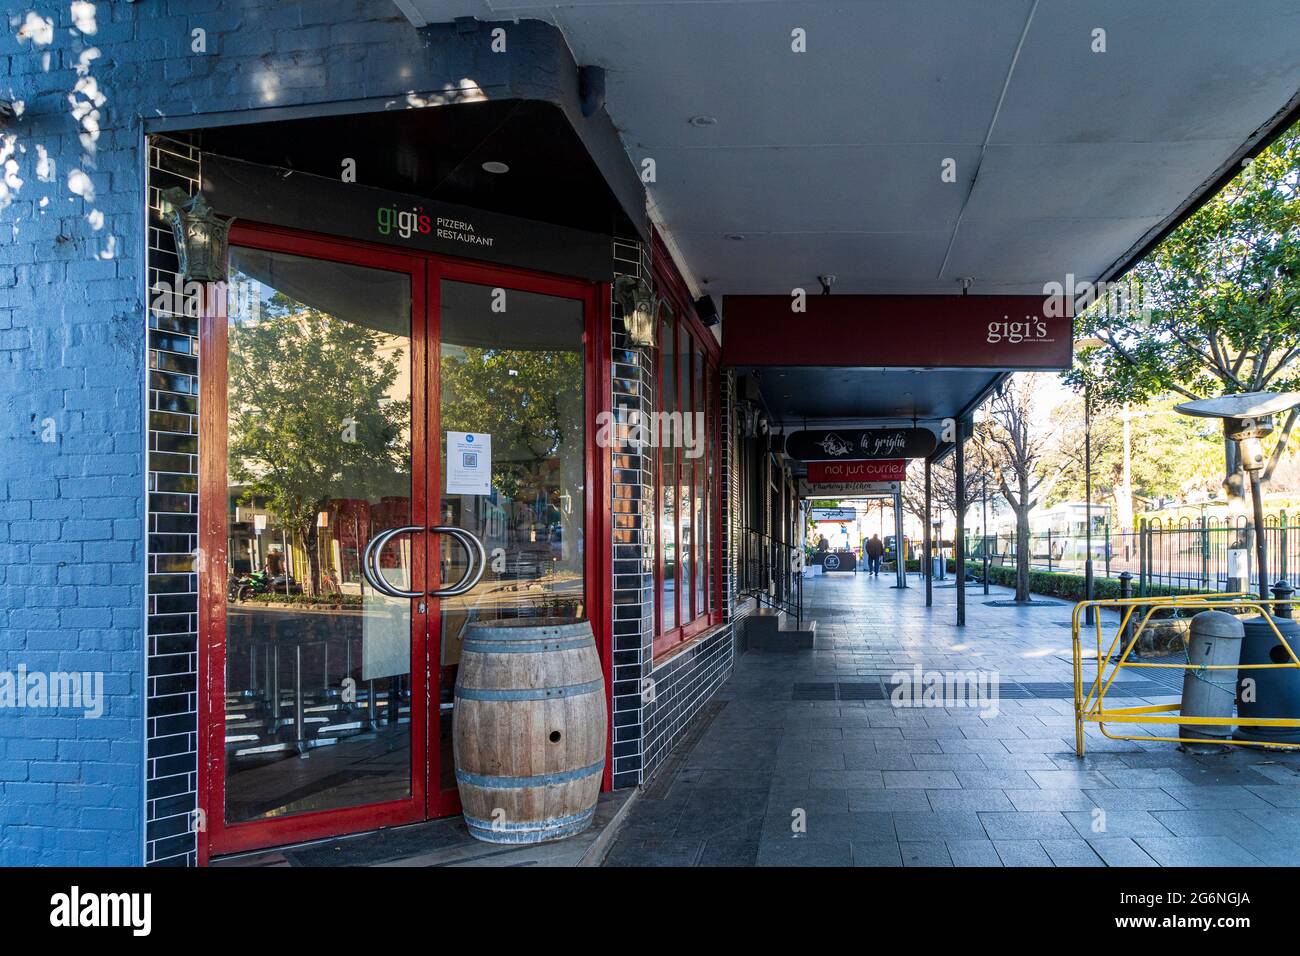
[745,608,816,651]
[212,790,637,868]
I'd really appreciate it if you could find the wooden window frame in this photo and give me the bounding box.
[651,240,722,659]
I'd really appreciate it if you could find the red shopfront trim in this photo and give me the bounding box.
[198,221,612,861]
[650,232,724,659]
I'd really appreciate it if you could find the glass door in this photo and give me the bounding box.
[427,265,594,811]
[203,230,602,853]
[206,231,430,856]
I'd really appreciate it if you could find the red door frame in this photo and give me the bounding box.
[198,221,611,862]
[425,257,609,815]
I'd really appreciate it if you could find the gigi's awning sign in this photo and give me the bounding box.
[721,294,1072,370]
[787,428,936,461]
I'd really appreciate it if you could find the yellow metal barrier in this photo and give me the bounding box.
[1071,592,1300,756]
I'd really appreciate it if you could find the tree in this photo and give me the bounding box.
[1042,397,1222,521]
[1069,120,1300,533]
[901,443,993,542]
[227,288,410,596]
[979,376,1063,602]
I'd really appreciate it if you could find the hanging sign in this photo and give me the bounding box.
[722,294,1072,370]
[807,459,906,483]
[810,508,860,522]
[446,432,492,495]
[787,428,936,461]
[800,480,899,498]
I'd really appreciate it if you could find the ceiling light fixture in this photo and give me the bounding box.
[481,161,510,174]
[724,233,745,241]
[688,115,717,127]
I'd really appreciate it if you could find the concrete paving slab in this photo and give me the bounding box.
[993,840,1055,866]
[601,574,1300,867]
[1134,836,1262,866]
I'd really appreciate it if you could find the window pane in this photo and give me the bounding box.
[676,321,692,624]
[223,247,413,824]
[659,311,676,632]
[702,364,713,616]
[693,346,706,618]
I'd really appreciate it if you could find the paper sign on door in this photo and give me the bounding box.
[446,431,491,495]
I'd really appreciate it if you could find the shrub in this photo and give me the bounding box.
[905,558,956,572]
[978,564,1206,613]
[885,559,1208,613]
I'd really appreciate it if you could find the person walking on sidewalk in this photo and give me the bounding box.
[865,534,884,576]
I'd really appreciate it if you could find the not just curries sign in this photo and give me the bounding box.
[807,459,907,482]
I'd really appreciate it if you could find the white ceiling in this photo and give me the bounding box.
[397,0,1300,297]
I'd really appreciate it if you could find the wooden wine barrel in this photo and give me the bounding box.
[453,618,607,844]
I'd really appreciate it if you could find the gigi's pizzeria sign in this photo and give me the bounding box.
[202,154,613,281]
[786,428,937,461]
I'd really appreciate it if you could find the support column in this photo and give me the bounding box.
[956,423,967,627]
[924,458,933,608]
[893,486,906,589]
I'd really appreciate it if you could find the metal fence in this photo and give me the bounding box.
[968,515,1300,593]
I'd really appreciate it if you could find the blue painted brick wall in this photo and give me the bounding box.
[0,0,472,866]
[2,0,148,866]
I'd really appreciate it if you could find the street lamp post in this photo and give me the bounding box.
[1076,338,1107,626]
[1085,381,1095,626]
[982,470,990,595]
[1175,391,1300,601]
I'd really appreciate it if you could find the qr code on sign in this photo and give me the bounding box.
[462,452,478,468]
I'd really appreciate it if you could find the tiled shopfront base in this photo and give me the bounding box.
[642,625,735,780]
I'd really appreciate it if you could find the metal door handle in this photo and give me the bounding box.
[362,525,424,599]
[429,525,487,598]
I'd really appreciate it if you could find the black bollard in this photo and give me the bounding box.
[1272,580,1294,620]
[1118,571,1134,647]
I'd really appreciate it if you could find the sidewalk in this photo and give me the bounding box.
[603,571,1300,866]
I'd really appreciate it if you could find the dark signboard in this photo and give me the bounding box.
[203,155,613,282]
[787,428,936,461]
[722,294,1073,370]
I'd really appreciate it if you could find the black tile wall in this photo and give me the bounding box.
[144,136,200,866]
[609,240,655,789]
[608,242,737,788]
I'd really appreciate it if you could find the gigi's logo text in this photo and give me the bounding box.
[377,204,432,239]
[986,317,1051,345]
